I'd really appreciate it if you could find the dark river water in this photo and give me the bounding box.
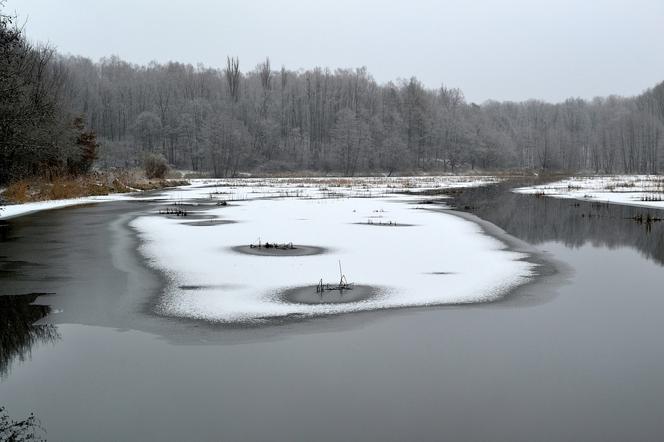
[1,183,664,441]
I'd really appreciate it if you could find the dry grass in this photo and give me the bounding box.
[3,180,31,203]
[1,171,189,204]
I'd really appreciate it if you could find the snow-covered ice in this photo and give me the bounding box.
[515,175,664,209]
[131,177,535,323]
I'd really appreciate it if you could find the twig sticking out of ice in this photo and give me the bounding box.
[316,261,353,294]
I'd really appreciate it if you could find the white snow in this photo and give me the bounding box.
[131,177,535,323]
[514,175,664,209]
[163,175,502,203]
[0,176,502,220]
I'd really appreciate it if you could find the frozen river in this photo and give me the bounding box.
[1,178,663,441]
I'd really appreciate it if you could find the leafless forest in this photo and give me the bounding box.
[2,4,663,184]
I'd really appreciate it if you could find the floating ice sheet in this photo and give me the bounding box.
[132,178,534,323]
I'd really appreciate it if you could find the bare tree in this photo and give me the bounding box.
[225,56,241,103]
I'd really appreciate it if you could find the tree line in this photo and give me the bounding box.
[62,56,664,176]
[0,3,100,184]
[2,4,663,183]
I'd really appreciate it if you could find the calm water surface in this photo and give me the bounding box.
[1,183,663,441]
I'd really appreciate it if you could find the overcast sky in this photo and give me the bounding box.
[9,0,664,103]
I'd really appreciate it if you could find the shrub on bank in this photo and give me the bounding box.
[143,154,169,179]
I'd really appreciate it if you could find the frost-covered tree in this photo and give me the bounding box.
[132,111,162,152]
[5,1,662,181]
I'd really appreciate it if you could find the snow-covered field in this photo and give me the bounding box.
[515,175,664,209]
[131,176,535,323]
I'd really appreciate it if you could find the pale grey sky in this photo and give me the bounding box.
[9,0,664,103]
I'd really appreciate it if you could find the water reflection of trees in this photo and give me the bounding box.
[452,182,664,267]
[0,294,60,378]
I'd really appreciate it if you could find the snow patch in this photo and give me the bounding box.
[515,175,664,209]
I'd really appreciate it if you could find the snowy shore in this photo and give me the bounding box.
[514,175,664,209]
[0,193,139,220]
[0,175,498,220]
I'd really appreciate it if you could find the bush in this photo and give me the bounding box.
[143,153,169,179]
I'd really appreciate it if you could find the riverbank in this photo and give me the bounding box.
[0,173,189,220]
[514,175,664,209]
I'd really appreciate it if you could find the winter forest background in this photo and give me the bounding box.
[2,3,664,184]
